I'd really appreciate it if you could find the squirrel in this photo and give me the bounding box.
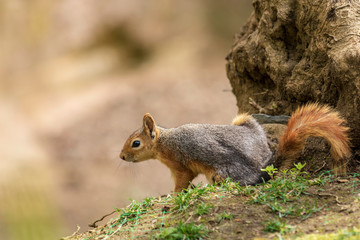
[120,103,351,192]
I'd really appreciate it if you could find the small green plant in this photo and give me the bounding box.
[173,191,194,212]
[297,201,323,220]
[251,163,310,202]
[115,197,154,223]
[308,177,326,186]
[173,184,213,211]
[242,185,257,196]
[261,164,278,179]
[194,202,213,216]
[97,197,156,237]
[156,221,208,240]
[266,201,322,219]
[266,202,296,218]
[217,177,246,195]
[263,218,294,234]
[216,212,234,222]
[219,177,236,191]
[246,163,325,220]
[289,162,307,178]
[293,162,306,172]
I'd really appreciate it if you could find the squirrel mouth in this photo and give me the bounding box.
[119,153,137,162]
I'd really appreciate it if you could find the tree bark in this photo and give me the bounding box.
[226,0,360,157]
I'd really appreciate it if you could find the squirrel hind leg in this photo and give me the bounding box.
[332,161,347,175]
[330,151,348,175]
[329,141,350,176]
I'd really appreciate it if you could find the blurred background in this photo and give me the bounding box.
[0,1,253,239]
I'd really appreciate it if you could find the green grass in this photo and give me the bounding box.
[263,218,294,234]
[115,196,154,225]
[173,184,214,212]
[244,163,324,220]
[194,202,214,216]
[216,212,234,222]
[63,163,360,240]
[155,221,208,240]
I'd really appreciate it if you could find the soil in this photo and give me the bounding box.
[63,174,360,239]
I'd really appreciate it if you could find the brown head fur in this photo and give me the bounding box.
[120,113,160,162]
[119,113,216,192]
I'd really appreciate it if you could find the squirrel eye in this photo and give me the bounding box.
[132,140,141,148]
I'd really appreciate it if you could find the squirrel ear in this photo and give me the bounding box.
[143,113,157,139]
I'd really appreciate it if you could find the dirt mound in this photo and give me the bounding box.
[226,0,360,161]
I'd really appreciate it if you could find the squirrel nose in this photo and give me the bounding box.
[120,153,126,160]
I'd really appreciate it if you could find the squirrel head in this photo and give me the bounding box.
[120,113,159,162]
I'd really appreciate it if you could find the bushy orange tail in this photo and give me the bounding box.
[277,103,351,175]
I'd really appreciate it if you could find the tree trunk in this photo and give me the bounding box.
[226,0,360,159]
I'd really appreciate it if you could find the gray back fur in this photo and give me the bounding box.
[157,118,273,185]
